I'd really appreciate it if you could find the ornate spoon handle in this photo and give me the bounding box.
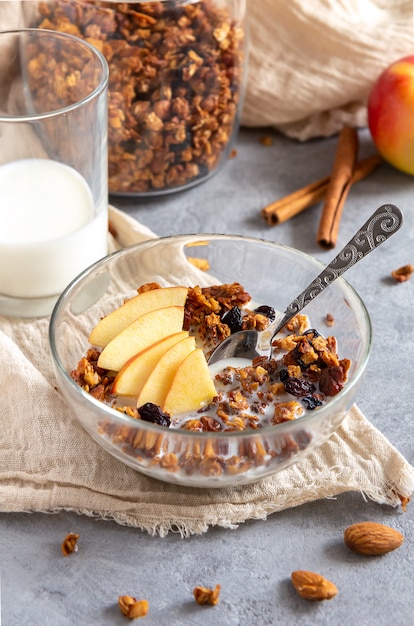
[272,204,403,336]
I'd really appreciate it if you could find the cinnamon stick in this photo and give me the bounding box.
[316,126,359,249]
[261,175,329,225]
[350,154,382,183]
[261,155,381,226]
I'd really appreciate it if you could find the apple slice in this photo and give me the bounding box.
[97,305,185,371]
[162,349,217,416]
[136,336,196,408]
[89,286,188,347]
[112,331,189,397]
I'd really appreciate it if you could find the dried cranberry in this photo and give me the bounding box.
[302,394,324,410]
[254,305,276,322]
[138,402,171,427]
[283,377,316,397]
[221,306,243,333]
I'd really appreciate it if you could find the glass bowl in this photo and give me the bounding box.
[49,234,372,487]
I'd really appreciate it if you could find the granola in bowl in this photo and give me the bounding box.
[71,282,351,483]
[49,234,371,487]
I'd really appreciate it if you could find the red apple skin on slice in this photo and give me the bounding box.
[162,349,217,416]
[136,336,196,408]
[112,331,189,397]
[97,305,185,372]
[89,286,188,347]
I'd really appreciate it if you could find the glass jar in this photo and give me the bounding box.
[29,0,247,196]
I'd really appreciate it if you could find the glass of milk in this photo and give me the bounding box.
[0,28,109,317]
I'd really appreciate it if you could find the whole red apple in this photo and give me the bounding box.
[368,55,414,175]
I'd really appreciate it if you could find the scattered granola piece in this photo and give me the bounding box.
[229,148,238,159]
[260,135,273,146]
[291,570,338,601]
[325,313,335,326]
[399,494,410,512]
[391,264,414,282]
[61,532,79,556]
[118,596,149,620]
[193,584,221,606]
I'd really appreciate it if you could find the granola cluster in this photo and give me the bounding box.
[182,321,350,433]
[34,0,245,194]
[193,584,221,606]
[61,532,80,556]
[184,282,254,347]
[118,595,149,619]
[391,264,414,282]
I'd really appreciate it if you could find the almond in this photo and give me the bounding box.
[291,570,338,601]
[344,521,404,556]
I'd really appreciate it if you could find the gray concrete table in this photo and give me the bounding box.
[2,128,414,625]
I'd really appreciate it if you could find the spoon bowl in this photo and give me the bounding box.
[209,204,403,365]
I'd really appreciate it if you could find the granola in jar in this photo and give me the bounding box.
[33,0,246,195]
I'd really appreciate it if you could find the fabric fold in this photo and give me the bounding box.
[0,207,413,537]
[242,0,413,139]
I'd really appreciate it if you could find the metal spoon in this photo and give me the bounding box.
[208,204,403,365]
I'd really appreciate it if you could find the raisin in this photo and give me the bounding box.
[279,368,289,382]
[221,306,243,333]
[138,402,171,427]
[303,328,321,338]
[302,394,324,410]
[319,365,346,396]
[283,377,316,397]
[254,305,276,322]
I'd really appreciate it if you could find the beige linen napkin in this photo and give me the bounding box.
[241,0,413,139]
[0,206,413,537]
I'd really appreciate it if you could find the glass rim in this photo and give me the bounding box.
[0,28,109,123]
